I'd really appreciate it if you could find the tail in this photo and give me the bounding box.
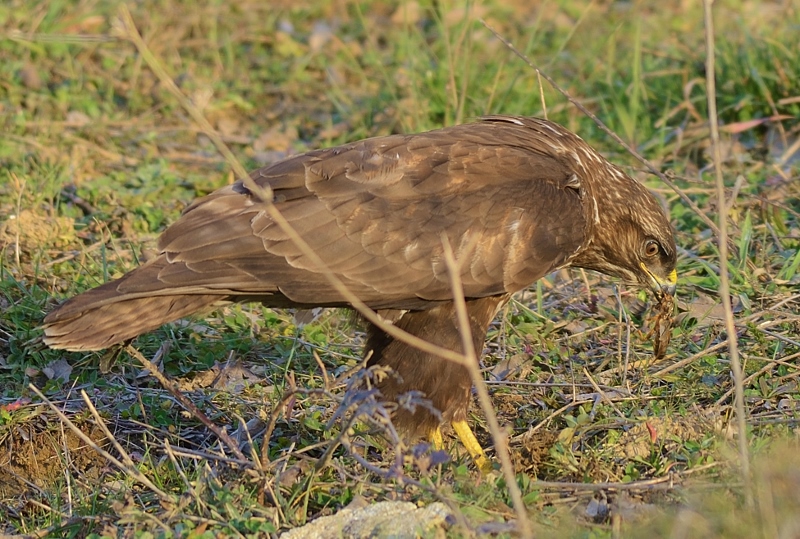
[42,259,222,351]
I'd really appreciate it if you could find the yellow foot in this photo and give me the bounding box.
[452,420,493,473]
[428,423,492,472]
[430,427,444,451]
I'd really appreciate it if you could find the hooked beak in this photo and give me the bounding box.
[640,263,677,299]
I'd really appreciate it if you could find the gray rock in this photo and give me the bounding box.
[280,500,452,539]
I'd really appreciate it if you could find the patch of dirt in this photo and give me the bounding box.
[0,421,109,500]
[514,429,559,476]
[616,413,712,460]
[0,209,76,256]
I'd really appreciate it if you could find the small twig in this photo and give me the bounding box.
[11,173,26,267]
[536,71,547,119]
[313,411,359,473]
[651,340,729,378]
[125,345,254,468]
[532,473,679,492]
[160,447,259,468]
[757,327,800,349]
[702,0,751,507]
[261,387,339,464]
[715,349,800,406]
[613,286,634,383]
[485,380,625,391]
[163,439,202,507]
[778,134,800,166]
[312,349,331,391]
[79,390,138,473]
[44,241,105,268]
[7,29,120,43]
[582,368,626,422]
[233,412,263,464]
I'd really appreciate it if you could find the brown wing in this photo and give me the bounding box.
[44,116,590,349]
[133,118,588,308]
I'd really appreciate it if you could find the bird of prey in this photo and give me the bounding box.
[43,115,677,468]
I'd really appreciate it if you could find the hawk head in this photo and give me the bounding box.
[571,165,677,300]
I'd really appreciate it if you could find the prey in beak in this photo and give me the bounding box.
[641,263,678,300]
[640,264,678,359]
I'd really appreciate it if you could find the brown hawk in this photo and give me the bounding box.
[43,115,677,467]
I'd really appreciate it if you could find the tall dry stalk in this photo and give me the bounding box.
[702,0,753,507]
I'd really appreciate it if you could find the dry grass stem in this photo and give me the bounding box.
[581,368,626,421]
[702,0,752,507]
[27,384,172,502]
[125,345,254,467]
[440,236,533,537]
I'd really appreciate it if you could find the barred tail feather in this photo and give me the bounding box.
[43,292,220,351]
[42,259,224,351]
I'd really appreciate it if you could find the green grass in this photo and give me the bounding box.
[2,0,800,537]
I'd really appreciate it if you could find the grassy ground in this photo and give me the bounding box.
[1,0,799,537]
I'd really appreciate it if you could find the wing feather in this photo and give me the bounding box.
[100,117,591,308]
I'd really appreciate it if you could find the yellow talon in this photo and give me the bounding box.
[452,420,492,473]
[428,422,492,472]
[429,427,444,451]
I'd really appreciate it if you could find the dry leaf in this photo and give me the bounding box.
[42,359,72,383]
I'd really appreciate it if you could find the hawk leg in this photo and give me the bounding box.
[364,295,507,469]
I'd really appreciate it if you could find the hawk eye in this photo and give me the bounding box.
[644,240,660,257]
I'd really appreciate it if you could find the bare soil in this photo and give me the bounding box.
[0,420,108,501]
